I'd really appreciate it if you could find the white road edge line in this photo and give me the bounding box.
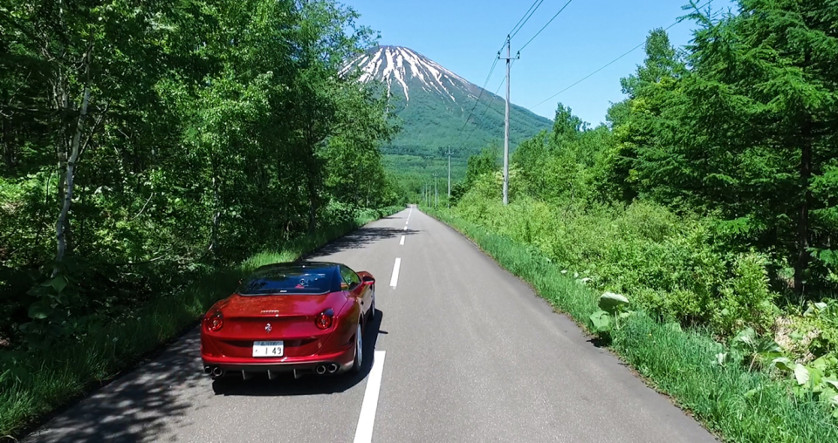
[353,350,386,443]
[399,235,405,246]
[389,258,401,288]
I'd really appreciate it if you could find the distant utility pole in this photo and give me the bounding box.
[447,146,451,207]
[434,175,438,208]
[498,35,519,206]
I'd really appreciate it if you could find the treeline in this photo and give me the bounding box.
[0,0,399,346]
[454,2,837,333]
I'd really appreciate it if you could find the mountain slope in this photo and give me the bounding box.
[343,46,552,186]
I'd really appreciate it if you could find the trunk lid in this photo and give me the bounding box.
[219,292,347,339]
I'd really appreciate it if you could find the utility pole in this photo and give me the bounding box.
[434,175,438,208]
[499,36,517,206]
[447,146,451,207]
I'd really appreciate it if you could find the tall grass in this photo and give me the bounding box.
[427,207,838,442]
[0,207,401,439]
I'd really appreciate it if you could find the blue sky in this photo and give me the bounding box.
[342,0,737,126]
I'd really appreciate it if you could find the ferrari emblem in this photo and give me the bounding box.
[265,323,272,333]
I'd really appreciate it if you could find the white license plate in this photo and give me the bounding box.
[252,341,284,357]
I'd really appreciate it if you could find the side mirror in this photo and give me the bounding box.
[362,275,375,284]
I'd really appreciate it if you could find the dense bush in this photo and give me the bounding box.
[454,182,779,334]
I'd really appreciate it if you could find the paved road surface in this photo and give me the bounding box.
[25,206,715,442]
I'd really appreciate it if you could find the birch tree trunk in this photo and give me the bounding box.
[54,48,92,275]
[794,119,812,298]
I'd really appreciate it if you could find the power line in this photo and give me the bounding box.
[519,0,574,52]
[496,0,545,54]
[461,63,513,148]
[459,57,500,132]
[533,0,715,107]
[461,78,505,147]
[534,42,644,107]
[460,79,504,148]
[509,0,544,39]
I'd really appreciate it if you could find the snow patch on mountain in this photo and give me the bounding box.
[343,46,474,103]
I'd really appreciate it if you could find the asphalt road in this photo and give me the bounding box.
[25,206,716,442]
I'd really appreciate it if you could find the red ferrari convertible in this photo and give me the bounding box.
[201,261,375,380]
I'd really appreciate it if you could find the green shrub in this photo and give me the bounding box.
[712,252,778,336]
[451,187,784,339]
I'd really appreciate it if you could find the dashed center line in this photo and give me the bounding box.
[353,350,386,443]
[399,235,405,246]
[389,258,401,288]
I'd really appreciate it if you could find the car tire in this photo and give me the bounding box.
[351,323,363,373]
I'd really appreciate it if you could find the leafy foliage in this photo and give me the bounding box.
[623,1,838,294]
[589,292,633,337]
[0,0,398,349]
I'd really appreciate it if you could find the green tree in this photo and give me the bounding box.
[451,145,499,203]
[511,104,608,204]
[604,29,687,203]
[642,0,838,294]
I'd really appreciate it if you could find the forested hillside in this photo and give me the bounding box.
[0,0,397,361]
[449,0,838,421]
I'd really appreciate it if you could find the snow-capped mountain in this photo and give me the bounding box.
[343,45,552,182]
[342,46,478,103]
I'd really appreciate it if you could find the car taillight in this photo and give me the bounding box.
[205,310,223,332]
[315,308,334,330]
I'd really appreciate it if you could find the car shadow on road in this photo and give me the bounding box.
[211,309,385,396]
[308,227,418,257]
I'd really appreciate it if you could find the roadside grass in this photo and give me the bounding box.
[426,207,838,442]
[0,207,401,439]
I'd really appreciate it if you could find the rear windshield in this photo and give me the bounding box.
[238,271,332,295]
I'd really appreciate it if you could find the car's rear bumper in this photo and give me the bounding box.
[201,343,355,378]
